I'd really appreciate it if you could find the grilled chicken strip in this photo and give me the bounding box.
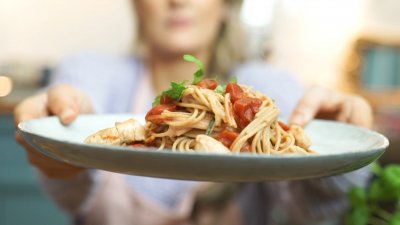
[194,135,230,154]
[85,119,146,145]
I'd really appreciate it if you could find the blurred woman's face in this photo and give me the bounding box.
[135,0,226,55]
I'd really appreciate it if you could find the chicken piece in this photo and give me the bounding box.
[289,125,312,149]
[115,119,146,143]
[85,119,146,145]
[194,135,230,154]
[85,127,122,145]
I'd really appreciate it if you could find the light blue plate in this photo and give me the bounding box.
[18,114,389,181]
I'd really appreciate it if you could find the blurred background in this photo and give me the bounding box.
[0,0,399,224]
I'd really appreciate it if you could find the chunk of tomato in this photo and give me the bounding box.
[216,130,239,148]
[278,121,290,132]
[196,79,218,90]
[233,97,262,129]
[226,83,244,103]
[160,94,175,104]
[145,104,176,124]
[216,130,251,152]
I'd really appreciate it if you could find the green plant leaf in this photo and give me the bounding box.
[371,162,383,176]
[381,165,400,195]
[349,187,367,207]
[369,179,398,202]
[389,212,400,225]
[369,180,388,201]
[345,206,370,225]
[183,54,204,84]
[370,205,393,222]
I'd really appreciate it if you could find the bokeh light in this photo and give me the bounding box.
[0,76,13,97]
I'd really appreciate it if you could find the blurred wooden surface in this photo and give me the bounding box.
[380,139,400,165]
[0,102,15,114]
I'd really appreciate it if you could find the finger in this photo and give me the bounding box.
[15,131,26,146]
[48,85,79,125]
[15,130,43,163]
[289,86,343,126]
[15,131,42,158]
[47,84,93,125]
[347,97,373,128]
[26,148,84,178]
[16,131,84,178]
[289,86,327,126]
[14,92,48,126]
[336,98,352,123]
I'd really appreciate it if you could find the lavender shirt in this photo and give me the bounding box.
[41,53,371,225]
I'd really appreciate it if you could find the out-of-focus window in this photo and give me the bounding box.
[240,0,277,58]
[361,46,400,91]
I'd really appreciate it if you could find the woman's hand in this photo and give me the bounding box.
[14,84,93,179]
[289,86,373,129]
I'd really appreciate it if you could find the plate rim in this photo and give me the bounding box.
[17,114,390,160]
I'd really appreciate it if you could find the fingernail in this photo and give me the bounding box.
[61,108,75,124]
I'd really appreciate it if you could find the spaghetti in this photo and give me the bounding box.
[85,55,314,155]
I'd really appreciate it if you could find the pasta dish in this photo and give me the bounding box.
[85,55,314,155]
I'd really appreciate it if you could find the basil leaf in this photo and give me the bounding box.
[153,54,205,105]
[215,85,226,94]
[163,81,187,101]
[152,95,161,106]
[183,54,204,84]
[230,76,238,83]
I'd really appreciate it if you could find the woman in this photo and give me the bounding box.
[15,0,373,224]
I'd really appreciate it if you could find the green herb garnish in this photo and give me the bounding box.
[214,76,237,94]
[152,81,187,106]
[152,54,205,106]
[215,85,226,94]
[152,95,161,106]
[183,54,204,84]
[205,119,216,135]
[163,81,187,101]
[230,75,238,83]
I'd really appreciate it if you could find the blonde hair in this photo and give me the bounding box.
[209,0,246,79]
[133,0,246,79]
